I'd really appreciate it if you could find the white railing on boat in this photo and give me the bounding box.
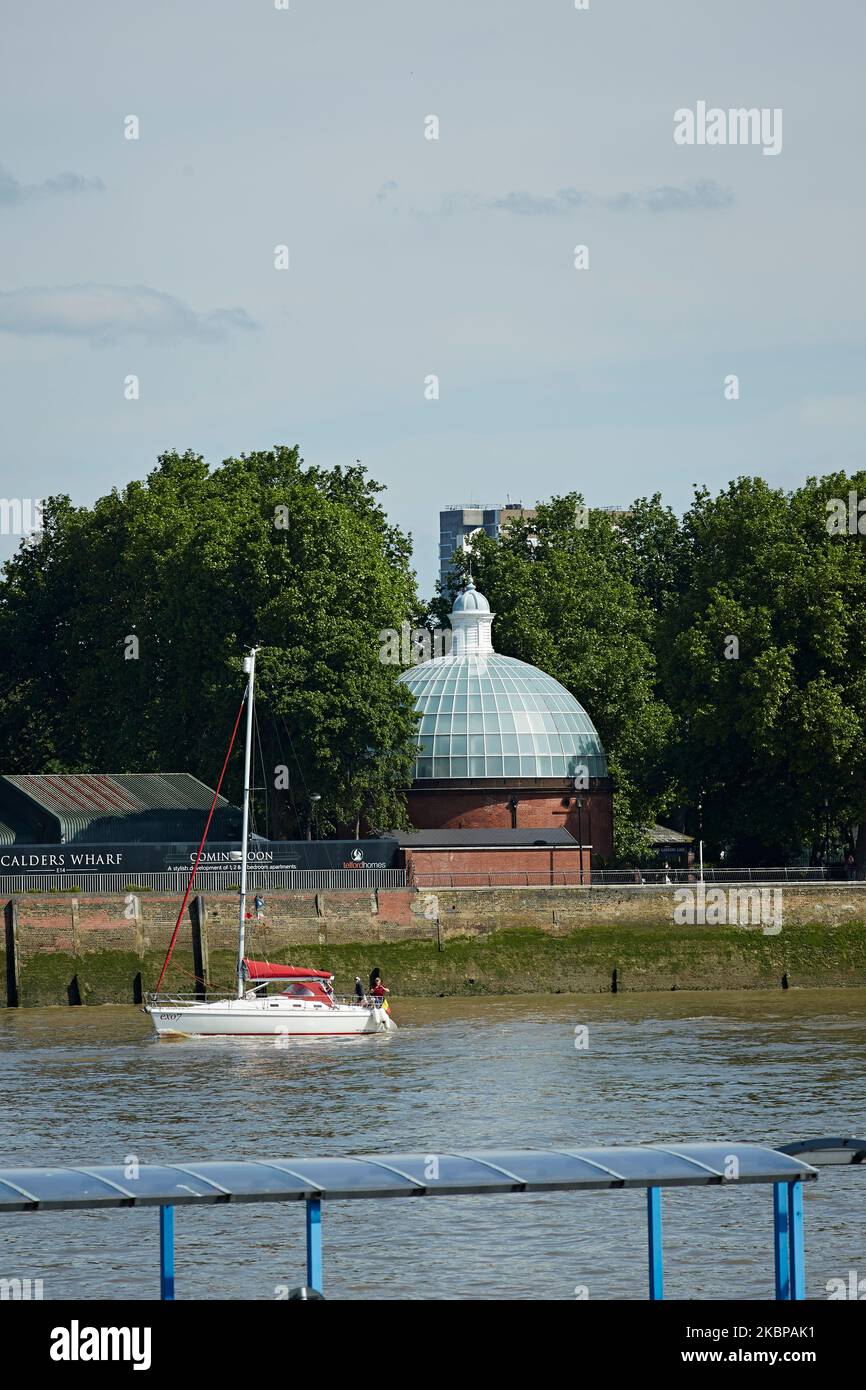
[144,992,378,1008]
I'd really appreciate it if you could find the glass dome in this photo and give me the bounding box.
[398,582,607,781]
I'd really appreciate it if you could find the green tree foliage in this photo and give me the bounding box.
[434,474,866,867]
[665,473,866,865]
[0,448,419,836]
[6,454,866,865]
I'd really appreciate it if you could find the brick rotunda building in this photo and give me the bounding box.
[397,580,613,860]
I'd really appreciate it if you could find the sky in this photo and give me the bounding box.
[1,0,864,597]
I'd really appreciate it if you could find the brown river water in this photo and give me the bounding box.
[0,990,864,1300]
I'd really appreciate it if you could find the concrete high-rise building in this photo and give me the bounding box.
[439,502,535,590]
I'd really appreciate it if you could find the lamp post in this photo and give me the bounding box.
[308,793,321,842]
[574,794,585,886]
[698,791,704,885]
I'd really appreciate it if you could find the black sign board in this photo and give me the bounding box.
[0,839,399,874]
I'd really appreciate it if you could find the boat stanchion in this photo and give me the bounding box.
[305,1197,323,1293]
[160,1204,175,1301]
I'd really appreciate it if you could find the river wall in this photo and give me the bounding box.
[4,885,866,1005]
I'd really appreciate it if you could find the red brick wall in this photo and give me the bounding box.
[404,846,590,886]
[406,786,613,860]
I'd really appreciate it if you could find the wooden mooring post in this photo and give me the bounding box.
[189,895,209,999]
[4,898,21,1007]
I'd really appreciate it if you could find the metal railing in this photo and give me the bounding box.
[592,866,833,885]
[410,866,842,888]
[0,866,407,895]
[2,865,854,895]
[144,991,377,1008]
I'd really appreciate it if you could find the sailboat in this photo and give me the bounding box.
[144,648,397,1038]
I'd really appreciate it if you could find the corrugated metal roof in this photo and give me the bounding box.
[0,819,18,846]
[645,824,694,847]
[0,774,238,844]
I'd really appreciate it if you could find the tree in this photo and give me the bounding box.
[663,473,866,865]
[0,447,420,836]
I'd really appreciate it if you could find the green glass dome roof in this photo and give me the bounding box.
[398,582,607,781]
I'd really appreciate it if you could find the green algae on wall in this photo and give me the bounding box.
[4,921,866,1007]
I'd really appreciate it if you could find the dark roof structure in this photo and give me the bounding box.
[0,773,241,845]
[379,828,580,849]
[645,824,694,847]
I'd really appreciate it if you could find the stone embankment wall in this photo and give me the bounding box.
[4,885,866,1005]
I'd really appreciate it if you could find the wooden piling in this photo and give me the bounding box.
[4,898,21,1008]
[190,895,209,999]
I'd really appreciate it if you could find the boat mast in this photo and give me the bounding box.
[236,646,259,998]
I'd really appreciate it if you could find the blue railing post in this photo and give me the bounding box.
[306,1197,323,1292]
[772,1181,790,1299]
[159,1204,175,1301]
[647,1187,663,1300]
[787,1180,805,1300]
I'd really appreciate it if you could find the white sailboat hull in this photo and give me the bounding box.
[145,996,396,1038]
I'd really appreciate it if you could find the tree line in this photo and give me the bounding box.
[1,448,864,865]
[436,475,866,867]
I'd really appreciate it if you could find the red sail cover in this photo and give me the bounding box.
[243,959,333,981]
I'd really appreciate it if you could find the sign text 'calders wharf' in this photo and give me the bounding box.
[0,841,399,873]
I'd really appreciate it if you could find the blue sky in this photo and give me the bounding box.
[1,0,864,595]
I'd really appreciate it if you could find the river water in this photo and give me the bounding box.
[1,990,864,1300]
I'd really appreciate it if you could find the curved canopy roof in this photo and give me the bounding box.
[0,1144,816,1211]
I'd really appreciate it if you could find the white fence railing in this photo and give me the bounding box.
[592,866,833,886]
[410,866,844,888]
[0,867,407,896]
[2,866,854,895]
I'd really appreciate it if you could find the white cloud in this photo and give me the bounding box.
[435,181,733,218]
[800,396,866,427]
[0,163,104,206]
[0,284,258,343]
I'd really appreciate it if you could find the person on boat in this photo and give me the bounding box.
[370,974,392,1017]
[353,976,365,1002]
[369,966,381,991]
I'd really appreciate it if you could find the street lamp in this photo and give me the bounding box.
[308,793,321,842]
[698,791,704,884]
[574,794,585,886]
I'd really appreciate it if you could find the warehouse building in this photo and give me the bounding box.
[0,773,241,845]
